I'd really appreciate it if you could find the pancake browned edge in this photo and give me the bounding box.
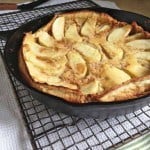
[19,49,86,103]
[19,10,150,103]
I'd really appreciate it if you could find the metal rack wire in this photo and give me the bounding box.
[0,1,149,149]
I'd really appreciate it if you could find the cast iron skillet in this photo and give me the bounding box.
[2,7,150,119]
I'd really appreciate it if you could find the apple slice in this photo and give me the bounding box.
[103,65,131,88]
[23,32,36,44]
[124,56,150,77]
[80,80,103,95]
[125,33,144,42]
[96,24,110,34]
[36,31,55,47]
[81,14,97,37]
[65,23,82,42]
[52,16,65,41]
[108,25,131,42]
[125,63,150,77]
[24,41,67,59]
[67,50,87,78]
[126,39,150,50]
[102,42,123,59]
[74,11,92,26]
[26,61,61,83]
[135,52,150,61]
[26,61,77,89]
[99,76,150,102]
[73,42,101,63]
[24,49,67,76]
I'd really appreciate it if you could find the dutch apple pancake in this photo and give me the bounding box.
[19,10,150,103]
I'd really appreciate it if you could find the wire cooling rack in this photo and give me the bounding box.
[0,0,150,149]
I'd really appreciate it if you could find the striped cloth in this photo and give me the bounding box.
[118,133,150,150]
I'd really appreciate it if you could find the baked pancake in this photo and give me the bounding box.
[19,10,150,103]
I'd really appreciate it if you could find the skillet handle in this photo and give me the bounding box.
[0,30,16,41]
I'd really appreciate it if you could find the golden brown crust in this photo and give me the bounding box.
[19,48,87,103]
[19,10,150,103]
[94,75,150,102]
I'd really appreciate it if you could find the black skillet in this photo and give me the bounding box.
[1,7,150,119]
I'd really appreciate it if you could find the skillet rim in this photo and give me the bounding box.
[3,7,150,110]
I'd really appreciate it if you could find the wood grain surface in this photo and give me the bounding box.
[109,0,150,17]
[0,0,32,3]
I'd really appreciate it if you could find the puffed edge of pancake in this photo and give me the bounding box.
[19,48,87,103]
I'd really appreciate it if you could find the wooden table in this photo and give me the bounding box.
[109,0,150,17]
